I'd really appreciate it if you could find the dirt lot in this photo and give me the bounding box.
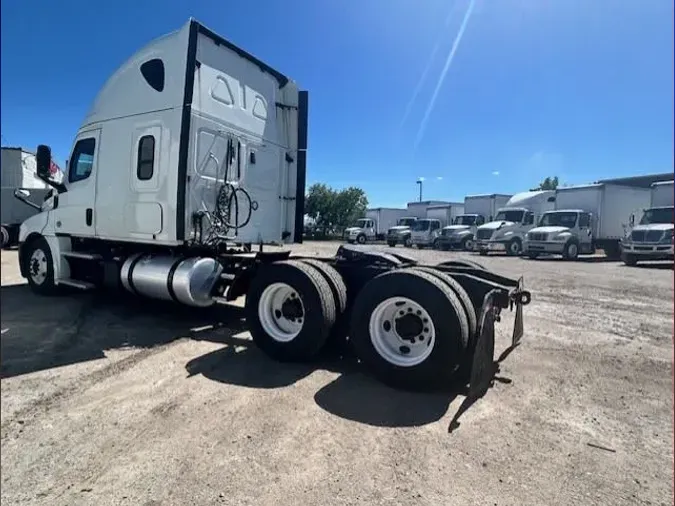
[1,242,673,506]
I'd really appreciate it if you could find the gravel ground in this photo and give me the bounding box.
[1,242,673,506]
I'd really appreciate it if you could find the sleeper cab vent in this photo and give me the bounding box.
[140,58,165,92]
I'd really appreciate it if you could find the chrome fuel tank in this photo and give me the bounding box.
[120,254,223,307]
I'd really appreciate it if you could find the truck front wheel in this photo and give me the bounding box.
[356,234,367,245]
[562,241,579,261]
[506,238,522,256]
[622,253,638,267]
[461,237,474,252]
[24,236,58,296]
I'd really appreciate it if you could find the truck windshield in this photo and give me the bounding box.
[413,220,431,231]
[353,219,369,228]
[453,215,476,225]
[397,218,416,227]
[494,210,524,223]
[640,207,675,225]
[538,212,577,228]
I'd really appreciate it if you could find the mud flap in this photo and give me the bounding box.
[468,289,498,399]
[512,276,525,347]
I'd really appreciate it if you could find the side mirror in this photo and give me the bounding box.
[36,145,52,178]
[629,214,635,227]
[14,188,30,199]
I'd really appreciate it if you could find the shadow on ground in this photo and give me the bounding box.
[1,283,509,431]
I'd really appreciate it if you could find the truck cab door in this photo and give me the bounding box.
[53,129,100,237]
[367,219,376,238]
[430,220,440,239]
[578,212,592,245]
[522,211,535,232]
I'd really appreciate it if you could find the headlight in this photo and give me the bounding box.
[552,234,570,242]
[660,230,674,243]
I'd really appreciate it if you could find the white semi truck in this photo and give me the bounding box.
[474,191,557,256]
[437,193,512,251]
[344,207,408,244]
[1,147,52,248]
[523,183,651,260]
[386,216,419,247]
[16,18,531,392]
[620,180,674,266]
[411,203,464,248]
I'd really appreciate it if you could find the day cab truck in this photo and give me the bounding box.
[436,193,511,251]
[474,191,556,256]
[1,147,52,248]
[16,18,531,393]
[523,183,651,260]
[344,207,407,244]
[620,180,674,266]
[411,203,463,248]
[386,216,418,247]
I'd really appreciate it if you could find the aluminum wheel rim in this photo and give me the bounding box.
[29,248,48,285]
[258,282,304,342]
[369,297,436,367]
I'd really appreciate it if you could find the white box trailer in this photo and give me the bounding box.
[523,183,651,260]
[650,180,674,207]
[425,202,464,226]
[366,207,408,237]
[406,200,449,219]
[464,194,512,223]
[1,147,52,247]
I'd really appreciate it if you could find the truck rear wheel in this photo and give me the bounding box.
[246,260,336,362]
[387,241,396,248]
[0,226,9,249]
[349,269,469,390]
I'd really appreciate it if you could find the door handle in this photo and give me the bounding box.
[86,208,93,226]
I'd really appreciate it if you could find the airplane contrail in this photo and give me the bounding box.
[413,0,476,151]
[398,2,461,131]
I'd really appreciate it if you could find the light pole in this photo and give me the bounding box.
[416,180,423,202]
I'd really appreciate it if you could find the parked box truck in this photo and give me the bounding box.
[475,191,556,256]
[386,216,419,247]
[406,200,450,219]
[621,180,674,266]
[344,207,408,244]
[437,193,512,251]
[1,147,52,248]
[410,202,463,248]
[523,183,651,260]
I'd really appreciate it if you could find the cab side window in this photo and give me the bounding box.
[137,135,155,181]
[69,138,96,183]
[524,212,534,225]
[476,215,485,226]
[579,213,590,228]
[430,221,440,231]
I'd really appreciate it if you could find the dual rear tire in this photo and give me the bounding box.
[246,260,474,390]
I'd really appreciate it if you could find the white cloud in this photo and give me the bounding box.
[418,177,426,182]
[437,176,443,180]
[492,171,500,176]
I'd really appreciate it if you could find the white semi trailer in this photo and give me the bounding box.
[437,194,512,251]
[16,18,531,392]
[474,191,557,256]
[344,207,408,244]
[1,147,52,248]
[620,180,674,266]
[523,183,651,260]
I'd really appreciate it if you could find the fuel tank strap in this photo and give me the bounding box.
[126,254,145,296]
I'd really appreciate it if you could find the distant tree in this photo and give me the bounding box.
[531,176,560,191]
[305,183,369,236]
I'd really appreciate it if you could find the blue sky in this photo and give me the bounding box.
[1,0,673,207]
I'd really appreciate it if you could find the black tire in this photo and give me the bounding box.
[479,250,488,256]
[461,236,474,252]
[562,241,579,261]
[437,259,486,270]
[356,234,367,245]
[604,242,621,260]
[506,238,522,256]
[246,260,336,362]
[0,226,9,249]
[24,236,59,296]
[387,241,396,248]
[409,267,477,340]
[622,253,638,266]
[350,269,469,390]
[298,259,347,315]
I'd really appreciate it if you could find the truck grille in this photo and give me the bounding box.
[632,230,663,242]
[529,232,547,242]
[477,229,493,240]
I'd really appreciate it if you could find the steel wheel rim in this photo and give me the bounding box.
[510,241,520,254]
[258,282,304,342]
[568,243,578,258]
[357,235,366,244]
[29,248,48,285]
[465,239,474,251]
[369,297,436,367]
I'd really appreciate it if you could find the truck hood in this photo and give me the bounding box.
[631,223,673,232]
[388,225,410,232]
[345,227,363,234]
[479,221,514,230]
[528,226,570,235]
[443,225,470,233]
